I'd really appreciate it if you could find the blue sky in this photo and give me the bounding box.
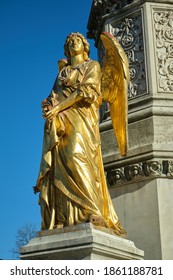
[0,0,97,259]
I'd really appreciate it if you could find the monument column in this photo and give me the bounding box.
[88,0,173,259]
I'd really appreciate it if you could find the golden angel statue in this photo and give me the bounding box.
[34,32,130,236]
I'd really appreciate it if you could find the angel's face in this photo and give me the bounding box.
[68,35,84,57]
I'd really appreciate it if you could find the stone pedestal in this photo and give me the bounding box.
[20,223,144,260]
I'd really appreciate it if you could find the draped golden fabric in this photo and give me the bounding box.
[36,59,125,236]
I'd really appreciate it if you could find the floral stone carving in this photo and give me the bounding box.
[154,10,173,92]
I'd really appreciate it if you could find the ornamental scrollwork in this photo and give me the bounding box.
[153,11,173,92]
[110,15,147,99]
[88,0,138,41]
[107,160,173,186]
[167,161,173,177]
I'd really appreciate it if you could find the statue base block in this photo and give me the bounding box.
[20,223,144,260]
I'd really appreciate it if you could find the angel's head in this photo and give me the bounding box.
[64,32,90,64]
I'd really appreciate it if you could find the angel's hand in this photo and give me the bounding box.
[43,106,59,122]
[41,98,51,108]
[41,98,52,114]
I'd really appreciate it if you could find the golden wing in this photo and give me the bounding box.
[57,59,68,72]
[100,32,130,156]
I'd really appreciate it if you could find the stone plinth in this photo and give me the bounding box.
[20,223,144,260]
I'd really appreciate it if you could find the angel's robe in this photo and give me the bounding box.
[36,59,125,236]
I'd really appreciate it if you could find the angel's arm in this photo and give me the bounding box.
[44,61,101,121]
[43,90,82,121]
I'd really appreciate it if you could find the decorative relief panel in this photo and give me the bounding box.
[88,0,138,41]
[110,14,147,99]
[107,160,173,186]
[153,10,173,92]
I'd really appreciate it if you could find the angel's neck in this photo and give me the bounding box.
[70,53,85,66]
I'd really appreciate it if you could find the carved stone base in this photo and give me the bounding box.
[20,223,144,260]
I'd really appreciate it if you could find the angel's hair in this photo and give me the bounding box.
[64,32,90,64]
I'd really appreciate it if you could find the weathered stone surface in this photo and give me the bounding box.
[20,223,144,260]
[110,178,173,260]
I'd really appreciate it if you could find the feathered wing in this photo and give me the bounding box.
[100,32,130,156]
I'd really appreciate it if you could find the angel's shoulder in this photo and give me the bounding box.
[88,59,100,66]
[87,59,101,71]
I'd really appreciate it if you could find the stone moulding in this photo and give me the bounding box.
[107,160,173,186]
